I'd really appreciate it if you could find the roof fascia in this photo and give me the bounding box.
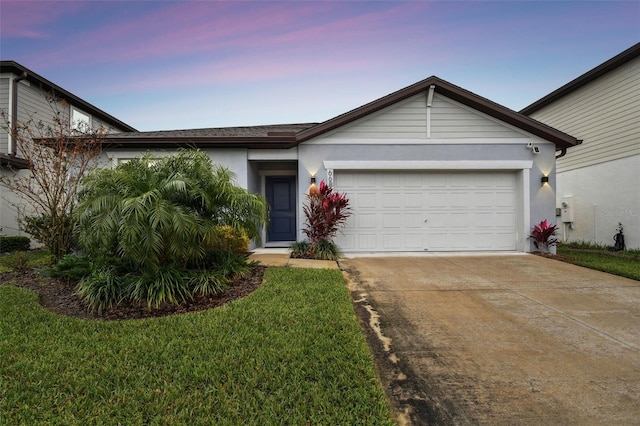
[101,136,298,150]
[520,43,640,115]
[296,76,580,149]
[0,154,30,170]
[433,79,581,149]
[0,60,138,132]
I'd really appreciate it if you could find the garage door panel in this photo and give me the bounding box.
[382,193,402,208]
[383,213,402,228]
[496,192,515,208]
[404,213,424,228]
[357,213,377,229]
[428,192,449,208]
[354,192,376,209]
[336,171,517,251]
[405,192,423,208]
[381,174,402,187]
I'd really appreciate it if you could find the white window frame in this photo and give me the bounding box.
[71,107,91,134]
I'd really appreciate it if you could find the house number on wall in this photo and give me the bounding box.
[326,169,334,187]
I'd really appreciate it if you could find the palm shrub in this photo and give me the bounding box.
[298,180,351,260]
[74,149,267,310]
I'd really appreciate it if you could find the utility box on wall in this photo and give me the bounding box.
[560,196,574,223]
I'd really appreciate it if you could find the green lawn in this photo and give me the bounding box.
[0,267,393,425]
[556,245,640,281]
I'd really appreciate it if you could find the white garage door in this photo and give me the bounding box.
[334,171,518,252]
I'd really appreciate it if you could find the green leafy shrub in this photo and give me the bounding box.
[0,236,30,253]
[21,214,75,258]
[49,255,92,282]
[75,267,124,314]
[2,251,32,272]
[313,240,342,260]
[290,241,311,257]
[213,225,250,254]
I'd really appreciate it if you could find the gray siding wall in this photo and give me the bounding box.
[1,77,128,158]
[529,56,640,172]
[431,94,524,138]
[0,77,9,154]
[316,92,526,140]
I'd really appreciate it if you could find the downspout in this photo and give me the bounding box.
[426,84,435,138]
[10,71,28,157]
[555,148,567,159]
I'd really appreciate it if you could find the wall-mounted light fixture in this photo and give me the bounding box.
[308,175,318,195]
[541,175,549,185]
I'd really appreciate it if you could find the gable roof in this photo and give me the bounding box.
[520,43,640,115]
[0,60,137,132]
[296,75,580,149]
[105,75,580,150]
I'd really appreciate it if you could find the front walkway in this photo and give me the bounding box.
[249,249,339,269]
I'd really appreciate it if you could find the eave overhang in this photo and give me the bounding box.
[0,154,30,170]
[101,136,299,150]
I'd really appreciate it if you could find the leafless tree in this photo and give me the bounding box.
[0,94,105,260]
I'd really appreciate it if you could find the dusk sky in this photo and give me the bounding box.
[1,1,638,131]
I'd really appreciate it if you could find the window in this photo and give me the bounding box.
[71,108,91,134]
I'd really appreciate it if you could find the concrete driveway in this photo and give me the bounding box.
[341,254,640,425]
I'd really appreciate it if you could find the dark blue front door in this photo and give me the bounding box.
[266,176,296,242]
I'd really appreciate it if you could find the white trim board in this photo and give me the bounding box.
[323,160,533,171]
[306,137,543,145]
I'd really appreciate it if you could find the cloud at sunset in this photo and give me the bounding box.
[1,1,637,131]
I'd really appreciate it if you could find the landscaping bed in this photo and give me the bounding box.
[1,266,265,321]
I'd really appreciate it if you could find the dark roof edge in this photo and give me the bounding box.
[0,60,138,132]
[0,154,30,170]
[296,76,580,149]
[102,136,298,150]
[520,43,640,115]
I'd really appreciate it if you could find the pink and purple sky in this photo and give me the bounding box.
[1,1,638,131]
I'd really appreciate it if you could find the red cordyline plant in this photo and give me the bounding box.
[530,219,558,252]
[302,180,351,251]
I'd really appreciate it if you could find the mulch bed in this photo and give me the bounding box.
[0,266,265,321]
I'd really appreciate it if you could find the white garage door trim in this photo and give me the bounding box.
[323,160,533,171]
[324,161,532,252]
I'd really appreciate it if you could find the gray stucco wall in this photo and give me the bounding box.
[298,140,557,252]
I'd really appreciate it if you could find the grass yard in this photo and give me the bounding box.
[0,267,393,425]
[556,244,640,281]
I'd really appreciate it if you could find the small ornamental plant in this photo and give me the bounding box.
[294,180,351,260]
[530,219,558,253]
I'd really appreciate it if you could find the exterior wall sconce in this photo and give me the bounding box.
[541,175,549,185]
[308,175,319,195]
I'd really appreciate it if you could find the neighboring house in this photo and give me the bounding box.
[104,77,579,253]
[521,43,640,249]
[0,60,136,237]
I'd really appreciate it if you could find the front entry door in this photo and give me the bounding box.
[266,176,296,242]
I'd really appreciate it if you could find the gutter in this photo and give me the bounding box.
[555,148,567,159]
[10,71,28,156]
